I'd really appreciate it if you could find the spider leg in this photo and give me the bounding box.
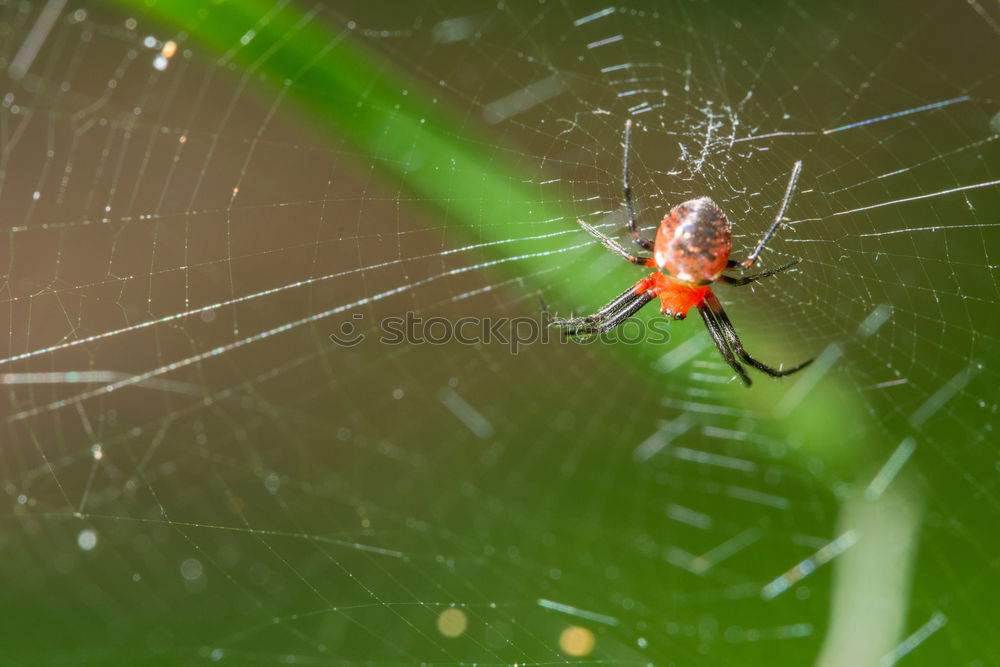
[536,290,549,313]
[697,300,751,386]
[703,290,813,377]
[716,259,801,286]
[551,283,643,328]
[559,292,655,335]
[623,119,655,251]
[577,220,656,267]
[735,160,803,269]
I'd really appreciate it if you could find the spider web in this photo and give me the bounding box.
[2,1,998,665]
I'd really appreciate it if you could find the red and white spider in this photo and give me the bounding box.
[553,120,813,386]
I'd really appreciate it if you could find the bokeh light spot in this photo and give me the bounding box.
[559,625,595,656]
[77,529,97,551]
[436,608,467,637]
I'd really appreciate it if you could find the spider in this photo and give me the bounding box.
[552,119,813,386]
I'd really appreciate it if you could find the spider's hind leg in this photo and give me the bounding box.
[717,259,801,286]
[732,160,803,269]
[577,220,656,267]
[623,119,655,251]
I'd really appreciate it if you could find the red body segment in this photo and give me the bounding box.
[653,197,732,285]
[634,272,710,320]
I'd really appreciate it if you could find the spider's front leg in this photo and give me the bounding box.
[697,290,813,386]
[552,276,656,335]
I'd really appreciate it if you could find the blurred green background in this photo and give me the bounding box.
[1,0,998,665]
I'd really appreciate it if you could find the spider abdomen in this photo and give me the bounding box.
[654,197,732,284]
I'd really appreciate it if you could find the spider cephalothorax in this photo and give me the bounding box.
[553,120,813,386]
